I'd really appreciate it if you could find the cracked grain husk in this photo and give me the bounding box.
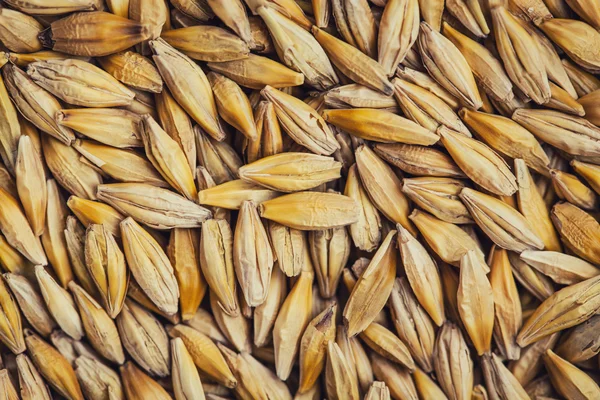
[268,221,306,277]
[298,303,336,393]
[551,202,600,264]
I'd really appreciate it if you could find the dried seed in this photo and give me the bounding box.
[233,201,273,306]
[209,291,251,353]
[258,6,339,90]
[402,177,472,224]
[514,159,562,252]
[199,219,238,316]
[3,64,75,145]
[254,266,287,347]
[74,355,123,400]
[512,108,600,158]
[521,250,600,285]
[56,108,142,148]
[433,322,474,400]
[42,135,103,200]
[481,352,530,400]
[310,224,350,298]
[312,26,393,96]
[460,187,544,253]
[509,333,559,387]
[239,152,341,192]
[98,51,162,93]
[370,352,418,400]
[195,126,242,185]
[120,361,171,400]
[141,115,198,201]
[551,202,600,264]
[554,314,600,364]
[544,349,600,399]
[489,247,522,360]
[550,169,598,210]
[67,196,124,238]
[85,224,127,318]
[343,231,396,336]
[97,183,211,230]
[298,303,336,393]
[14,135,46,237]
[540,18,600,74]
[261,85,339,155]
[0,276,25,354]
[171,337,205,400]
[518,275,600,346]
[326,341,360,400]
[360,322,415,370]
[167,324,237,388]
[208,72,258,141]
[412,368,446,400]
[27,59,134,107]
[392,77,471,136]
[3,273,55,338]
[461,109,549,175]
[409,209,485,267]
[273,270,313,380]
[259,191,358,230]
[323,108,439,145]
[25,331,84,400]
[324,84,399,110]
[439,126,517,196]
[418,22,482,109]
[120,217,179,314]
[491,6,550,104]
[117,299,169,376]
[508,251,555,302]
[377,0,419,76]
[355,145,415,235]
[373,143,466,178]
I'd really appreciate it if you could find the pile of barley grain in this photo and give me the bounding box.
[0,0,599,399]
